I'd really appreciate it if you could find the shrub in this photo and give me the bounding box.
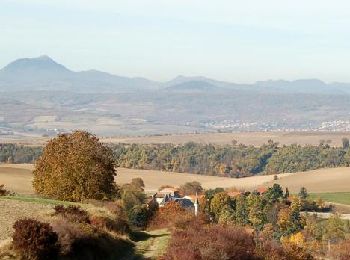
[0,184,10,196]
[51,219,133,259]
[105,200,126,216]
[90,215,130,234]
[12,219,59,260]
[128,205,150,228]
[53,205,90,223]
[65,233,134,260]
[179,181,203,196]
[131,178,145,191]
[51,219,87,255]
[162,224,258,260]
[33,131,116,202]
[149,201,188,229]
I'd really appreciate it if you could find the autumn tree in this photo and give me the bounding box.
[278,197,303,236]
[298,187,308,200]
[33,131,116,202]
[247,193,266,230]
[179,181,203,195]
[131,178,145,191]
[235,194,249,226]
[264,183,284,203]
[210,192,232,220]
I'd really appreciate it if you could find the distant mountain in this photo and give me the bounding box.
[0,55,159,92]
[164,80,220,93]
[2,55,350,95]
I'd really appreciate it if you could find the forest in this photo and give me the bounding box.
[2,139,350,177]
[111,140,350,177]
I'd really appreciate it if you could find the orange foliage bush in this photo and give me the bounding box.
[90,215,130,235]
[149,201,191,229]
[162,224,259,260]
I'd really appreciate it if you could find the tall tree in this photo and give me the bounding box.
[33,131,116,201]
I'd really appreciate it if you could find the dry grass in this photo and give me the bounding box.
[116,168,291,192]
[102,131,350,146]
[0,199,53,241]
[0,165,34,194]
[0,164,292,194]
[265,167,350,193]
[3,164,350,195]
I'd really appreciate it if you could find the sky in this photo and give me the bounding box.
[1,0,350,83]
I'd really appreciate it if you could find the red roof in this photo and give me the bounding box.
[256,186,268,194]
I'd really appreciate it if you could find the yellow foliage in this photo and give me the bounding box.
[289,232,305,247]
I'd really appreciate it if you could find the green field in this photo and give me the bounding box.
[309,192,350,205]
[0,194,75,206]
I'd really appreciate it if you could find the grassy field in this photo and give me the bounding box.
[0,164,290,194]
[0,198,54,240]
[265,167,350,193]
[309,193,350,205]
[3,164,350,194]
[102,131,350,146]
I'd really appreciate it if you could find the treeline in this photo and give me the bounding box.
[2,140,350,177]
[0,144,42,163]
[111,141,350,177]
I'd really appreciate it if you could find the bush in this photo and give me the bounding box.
[66,233,134,260]
[128,205,150,228]
[179,181,203,196]
[12,219,59,260]
[33,131,116,202]
[162,224,258,260]
[0,184,10,196]
[53,205,90,223]
[51,219,87,255]
[149,201,188,229]
[51,219,133,259]
[90,215,130,234]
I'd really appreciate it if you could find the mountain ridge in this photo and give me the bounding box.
[1,55,350,94]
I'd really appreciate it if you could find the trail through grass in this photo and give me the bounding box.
[131,229,170,259]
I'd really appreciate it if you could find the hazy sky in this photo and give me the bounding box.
[2,0,350,83]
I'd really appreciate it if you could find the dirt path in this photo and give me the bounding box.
[134,229,170,259]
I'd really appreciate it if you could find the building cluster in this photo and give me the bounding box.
[147,187,201,216]
[146,186,269,216]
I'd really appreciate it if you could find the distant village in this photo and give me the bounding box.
[200,119,350,132]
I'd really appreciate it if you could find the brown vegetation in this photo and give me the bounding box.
[12,219,59,260]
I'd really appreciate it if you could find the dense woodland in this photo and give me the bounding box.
[2,139,350,177]
[111,140,350,177]
[0,144,42,164]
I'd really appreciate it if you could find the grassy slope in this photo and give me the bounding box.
[0,194,170,259]
[134,229,170,259]
[309,192,350,205]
